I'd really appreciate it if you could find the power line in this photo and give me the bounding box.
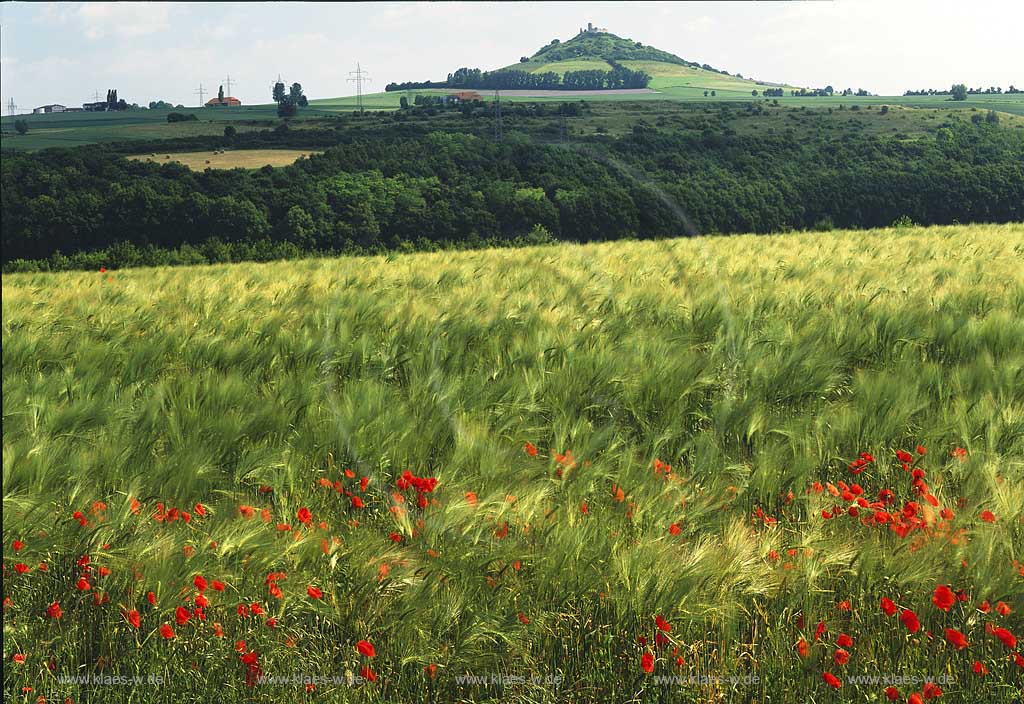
[194,83,206,106]
[7,98,17,116]
[92,90,101,103]
[347,63,371,114]
[224,75,235,96]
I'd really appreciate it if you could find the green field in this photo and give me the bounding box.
[3,225,1023,702]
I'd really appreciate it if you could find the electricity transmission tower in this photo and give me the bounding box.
[195,83,206,106]
[92,90,102,103]
[348,63,371,114]
[7,98,17,116]
[224,74,235,96]
[494,89,502,142]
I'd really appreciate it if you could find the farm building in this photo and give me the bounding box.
[446,91,482,103]
[32,104,67,114]
[205,96,242,107]
[83,102,108,112]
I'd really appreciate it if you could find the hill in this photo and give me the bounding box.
[386,28,802,95]
[3,224,1023,702]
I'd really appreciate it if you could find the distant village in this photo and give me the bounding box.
[30,86,242,114]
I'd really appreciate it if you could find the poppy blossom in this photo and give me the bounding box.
[980,510,996,523]
[641,652,654,673]
[972,660,988,676]
[908,693,924,704]
[797,639,809,657]
[125,609,141,629]
[424,663,437,679]
[884,687,900,701]
[195,594,209,608]
[995,601,1011,616]
[524,442,537,457]
[47,602,62,619]
[356,640,376,658]
[900,609,921,633]
[160,623,175,639]
[211,580,225,592]
[360,666,377,682]
[517,612,529,625]
[297,507,312,525]
[822,672,842,689]
[655,615,671,632]
[14,564,30,574]
[932,585,955,612]
[944,628,969,649]
[916,445,926,455]
[922,682,942,699]
[815,621,826,642]
[12,539,24,552]
[833,648,849,665]
[146,591,157,606]
[307,586,323,600]
[175,606,191,626]
[76,577,91,591]
[352,496,364,509]
[837,633,852,648]
[992,627,1016,649]
[669,523,681,536]
[580,501,588,515]
[193,575,207,592]
[464,492,477,505]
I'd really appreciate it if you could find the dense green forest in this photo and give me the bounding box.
[385,62,652,92]
[2,114,1022,272]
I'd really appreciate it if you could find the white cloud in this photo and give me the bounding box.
[73,2,173,40]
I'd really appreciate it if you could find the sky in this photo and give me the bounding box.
[2,1,1021,113]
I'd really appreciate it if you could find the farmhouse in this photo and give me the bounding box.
[83,102,108,112]
[205,96,242,107]
[447,91,482,103]
[32,104,67,114]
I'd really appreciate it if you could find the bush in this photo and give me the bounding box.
[14,119,29,134]
[892,215,915,229]
[167,113,198,123]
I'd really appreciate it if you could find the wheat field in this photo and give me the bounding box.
[3,225,1023,702]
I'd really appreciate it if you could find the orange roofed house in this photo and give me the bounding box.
[206,96,242,107]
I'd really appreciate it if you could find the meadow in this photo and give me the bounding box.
[127,150,321,171]
[3,224,1023,702]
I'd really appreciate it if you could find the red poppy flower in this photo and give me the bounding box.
[581,501,588,515]
[669,523,681,536]
[797,639,809,658]
[160,623,175,639]
[879,597,898,616]
[944,628,969,649]
[815,620,826,642]
[822,672,842,689]
[76,577,91,591]
[352,496,364,509]
[307,586,323,600]
[837,633,852,648]
[972,660,988,676]
[517,612,529,625]
[175,606,191,626]
[237,604,250,618]
[211,580,225,592]
[932,585,955,612]
[249,602,264,616]
[896,450,914,463]
[239,505,255,519]
[193,575,207,592]
[464,492,478,505]
[980,510,996,523]
[900,609,921,633]
[125,609,141,629]
[641,652,654,674]
[47,602,62,619]
[995,601,1011,616]
[195,594,209,608]
[655,615,671,632]
[12,539,24,552]
[147,591,157,606]
[992,627,1016,649]
[297,507,312,525]
[357,640,376,658]
[922,682,942,699]
[908,693,924,704]
[424,663,437,679]
[524,442,538,456]
[884,686,900,701]
[14,563,30,574]
[12,653,26,664]
[359,666,377,682]
[832,648,849,665]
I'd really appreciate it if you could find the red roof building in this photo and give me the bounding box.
[206,96,242,107]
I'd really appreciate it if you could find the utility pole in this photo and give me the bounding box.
[195,83,206,107]
[7,98,17,116]
[92,90,101,102]
[348,63,371,114]
[224,74,235,96]
[494,89,502,142]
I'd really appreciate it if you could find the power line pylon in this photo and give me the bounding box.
[348,63,371,114]
[195,83,206,106]
[7,98,17,116]
[494,89,502,142]
[224,75,235,96]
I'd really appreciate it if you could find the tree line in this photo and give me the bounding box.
[2,117,1021,271]
[386,64,651,92]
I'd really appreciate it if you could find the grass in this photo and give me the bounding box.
[3,224,1023,702]
[126,150,321,171]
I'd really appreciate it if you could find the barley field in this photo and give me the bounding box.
[3,225,1023,703]
[127,150,320,171]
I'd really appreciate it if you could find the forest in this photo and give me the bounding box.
[2,114,1022,271]
[385,63,652,92]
